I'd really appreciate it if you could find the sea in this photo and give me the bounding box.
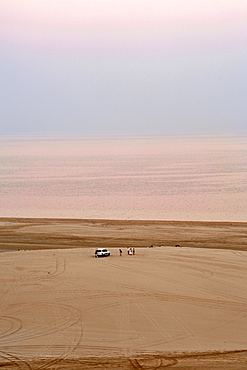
[0,134,246,222]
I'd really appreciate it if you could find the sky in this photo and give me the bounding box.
[1,0,247,136]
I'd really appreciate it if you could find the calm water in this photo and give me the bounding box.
[0,134,246,222]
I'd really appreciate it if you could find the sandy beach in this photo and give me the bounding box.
[1,218,247,369]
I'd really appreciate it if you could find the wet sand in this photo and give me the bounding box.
[0,217,247,251]
[1,218,247,369]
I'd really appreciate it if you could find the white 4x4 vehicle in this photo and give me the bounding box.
[95,248,110,257]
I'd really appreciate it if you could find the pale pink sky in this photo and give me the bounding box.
[1,0,246,52]
[1,0,247,136]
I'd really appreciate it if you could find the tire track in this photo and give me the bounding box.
[130,356,177,368]
[1,303,82,344]
[103,259,247,309]
[0,351,32,370]
[0,254,83,365]
[0,316,22,339]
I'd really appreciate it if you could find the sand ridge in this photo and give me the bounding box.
[0,218,247,369]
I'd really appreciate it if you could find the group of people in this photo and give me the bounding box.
[119,247,135,256]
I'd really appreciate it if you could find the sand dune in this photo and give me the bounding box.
[1,218,247,369]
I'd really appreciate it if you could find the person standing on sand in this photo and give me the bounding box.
[133,247,135,255]
[119,249,123,256]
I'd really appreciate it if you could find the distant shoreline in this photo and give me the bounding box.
[1,217,246,252]
[1,216,247,223]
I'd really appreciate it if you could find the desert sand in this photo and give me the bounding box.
[1,218,247,369]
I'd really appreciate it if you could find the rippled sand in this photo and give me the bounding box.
[1,218,247,369]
